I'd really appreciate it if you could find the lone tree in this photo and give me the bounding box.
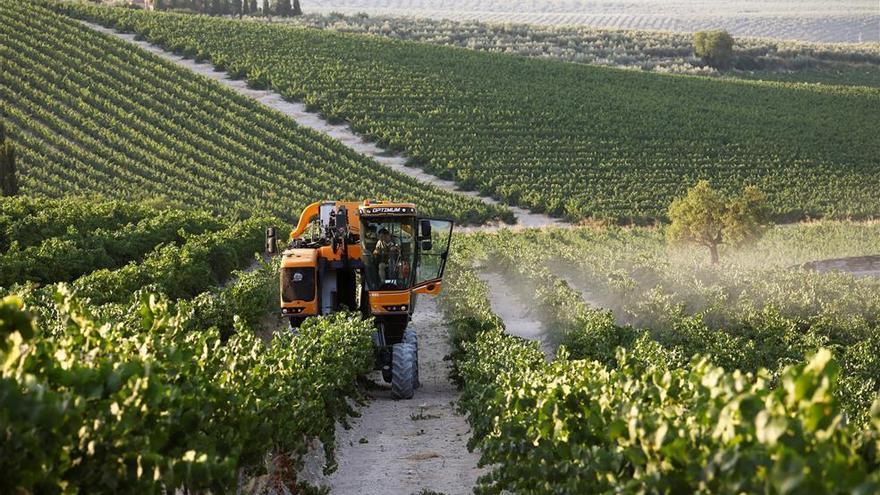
[694,30,734,68]
[667,180,768,264]
[0,121,19,197]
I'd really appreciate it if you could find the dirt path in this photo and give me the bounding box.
[477,271,555,359]
[803,255,880,278]
[299,296,484,494]
[545,262,628,325]
[219,256,267,289]
[81,21,563,230]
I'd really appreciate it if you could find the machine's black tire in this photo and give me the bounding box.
[391,343,416,400]
[403,330,420,389]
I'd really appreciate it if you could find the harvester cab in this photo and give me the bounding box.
[266,200,453,399]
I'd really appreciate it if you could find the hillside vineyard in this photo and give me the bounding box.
[0,1,504,225]
[64,3,880,223]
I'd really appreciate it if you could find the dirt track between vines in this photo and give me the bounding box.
[478,271,555,359]
[296,272,555,494]
[803,255,880,278]
[301,297,485,494]
[82,21,564,231]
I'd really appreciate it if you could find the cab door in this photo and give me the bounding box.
[412,218,454,294]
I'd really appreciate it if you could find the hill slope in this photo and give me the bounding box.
[0,0,503,224]
[63,3,880,223]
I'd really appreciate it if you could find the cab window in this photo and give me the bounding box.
[361,218,415,291]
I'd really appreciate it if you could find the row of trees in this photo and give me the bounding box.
[0,121,18,197]
[151,0,301,17]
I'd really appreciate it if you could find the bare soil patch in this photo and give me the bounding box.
[802,255,880,278]
[301,297,485,494]
[477,271,555,359]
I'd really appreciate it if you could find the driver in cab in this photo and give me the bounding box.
[373,228,399,279]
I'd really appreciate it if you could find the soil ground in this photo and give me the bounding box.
[478,271,555,359]
[804,255,880,278]
[301,297,485,494]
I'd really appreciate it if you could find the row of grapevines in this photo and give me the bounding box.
[0,196,170,252]
[0,197,225,287]
[180,241,290,338]
[0,288,374,493]
[481,226,880,427]
[67,217,267,305]
[0,0,505,225]
[0,212,355,493]
[440,236,880,493]
[61,3,880,223]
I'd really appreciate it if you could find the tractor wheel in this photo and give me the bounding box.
[403,330,420,389]
[391,343,416,400]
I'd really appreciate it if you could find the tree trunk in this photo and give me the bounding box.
[708,243,719,264]
[291,0,301,15]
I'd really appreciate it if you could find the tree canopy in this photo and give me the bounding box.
[694,30,734,68]
[667,180,768,263]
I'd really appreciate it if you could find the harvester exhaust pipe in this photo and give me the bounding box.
[266,226,277,255]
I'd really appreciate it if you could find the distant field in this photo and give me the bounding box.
[308,0,879,43]
[284,13,880,86]
[68,5,880,223]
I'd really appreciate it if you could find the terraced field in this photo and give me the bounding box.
[65,4,880,223]
[0,0,503,224]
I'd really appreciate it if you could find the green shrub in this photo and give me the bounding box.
[694,30,735,68]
